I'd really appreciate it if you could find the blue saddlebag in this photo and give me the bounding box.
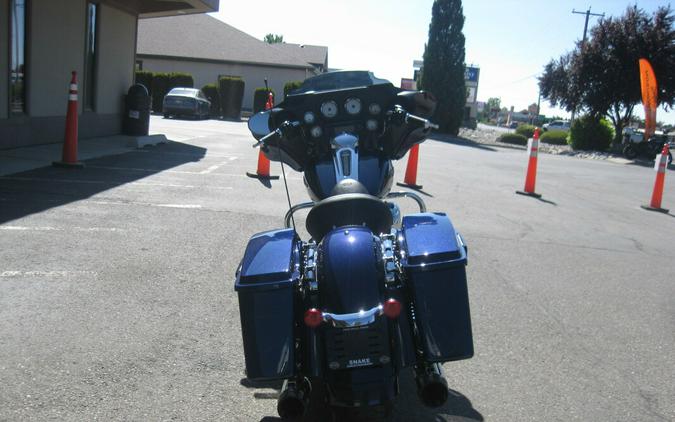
[401,213,473,362]
[235,229,300,380]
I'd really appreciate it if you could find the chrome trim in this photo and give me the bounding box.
[322,305,383,328]
[284,202,314,228]
[331,133,359,181]
[386,191,427,212]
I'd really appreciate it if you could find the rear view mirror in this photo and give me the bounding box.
[248,111,271,140]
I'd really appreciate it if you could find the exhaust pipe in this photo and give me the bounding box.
[414,362,449,408]
[277,378,310,419]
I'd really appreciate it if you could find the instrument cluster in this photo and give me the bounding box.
[302,97,384,139]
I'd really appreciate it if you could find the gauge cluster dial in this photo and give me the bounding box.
[344,98,362,115]
[320,101,338,118]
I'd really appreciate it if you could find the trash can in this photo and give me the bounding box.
[122,84,151,136]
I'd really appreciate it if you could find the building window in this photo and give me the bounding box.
[135,60,143,71]
[9,0,27,115]
[84,2,98,110]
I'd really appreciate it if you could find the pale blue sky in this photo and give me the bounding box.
[212,0,674,124]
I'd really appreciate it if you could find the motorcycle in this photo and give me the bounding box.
[234,71,473,419]
[622,129,673,165]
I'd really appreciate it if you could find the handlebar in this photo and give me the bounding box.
[252,121,301,148]
[389,105,439,130]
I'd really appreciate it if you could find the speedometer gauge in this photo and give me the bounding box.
[320,101,338,118]
[344,98,362,115]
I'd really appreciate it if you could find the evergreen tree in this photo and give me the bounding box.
[420,0,466,135]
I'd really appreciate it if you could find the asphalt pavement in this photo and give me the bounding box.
[1,116,673,421]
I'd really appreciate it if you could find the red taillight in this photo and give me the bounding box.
[383,299,402,319]
[304,308,323,328]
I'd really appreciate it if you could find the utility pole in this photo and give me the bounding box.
[570,7,605,123]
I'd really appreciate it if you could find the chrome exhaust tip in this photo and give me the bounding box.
[415,362,449,408]
[277,379,310,419]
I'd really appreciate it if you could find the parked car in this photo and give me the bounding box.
[163,87,210,119]
[542,120,570,132]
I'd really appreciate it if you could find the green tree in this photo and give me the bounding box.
[539,6,675,145]
[419,0,466,135]
[264,33,284,44]
[486,97,501,113]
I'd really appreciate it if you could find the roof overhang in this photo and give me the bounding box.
[136,0,218,18]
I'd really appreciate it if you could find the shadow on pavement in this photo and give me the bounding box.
[0,141,206,225]
[250,370,483,422]
[428,134,499,152]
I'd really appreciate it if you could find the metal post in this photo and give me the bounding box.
[570,8,605,123]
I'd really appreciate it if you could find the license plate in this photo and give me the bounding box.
[325,320,388,370]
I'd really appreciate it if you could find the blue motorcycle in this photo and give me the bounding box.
[235,71,473,419]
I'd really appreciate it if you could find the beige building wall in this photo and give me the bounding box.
[95,4,136,115]
[138,57,311,110]
[29,0,86,117]
[0,0,8,119]
[1,0,140,148]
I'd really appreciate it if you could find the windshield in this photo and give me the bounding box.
[168,88,199,96]
[291,71,391,95]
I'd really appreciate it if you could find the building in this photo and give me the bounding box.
[1,0,219,150]
[136,14,327,111]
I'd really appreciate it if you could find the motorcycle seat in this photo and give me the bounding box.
[305,193,393,241]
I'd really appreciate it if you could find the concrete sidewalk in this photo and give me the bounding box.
[0,134,167,176]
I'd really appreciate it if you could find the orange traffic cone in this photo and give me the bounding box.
[396,144,423,190]
[247,90,279,180]
[53,71,84,168]
[516,128,542,198]
[641,143,670,213]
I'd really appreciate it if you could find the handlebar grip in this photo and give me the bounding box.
[252,129,279,148]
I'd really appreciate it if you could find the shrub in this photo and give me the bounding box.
[253,87,276,113]
[135,71,153,94]
[540,130,569,145]
[168,72,194,89]
[515,124,537,139]
[283,81,303,99]
[201,83,220,116]
[150,72,170,113]
[498,133,528,145]
[568,115,615,151]
[218,76,245,119]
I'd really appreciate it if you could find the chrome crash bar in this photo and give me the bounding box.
[283,191,426,229]
[284,202,314,228]
[386,191,426,212]
[322,305,384,328]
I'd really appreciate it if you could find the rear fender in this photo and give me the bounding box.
[317,226,384,314]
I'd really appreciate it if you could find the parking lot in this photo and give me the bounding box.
[1,116,674,421]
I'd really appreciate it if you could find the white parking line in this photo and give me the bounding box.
[1,176,232,189]
[0,271,98,278]
[0,226,124,232]
[87,200,202,209]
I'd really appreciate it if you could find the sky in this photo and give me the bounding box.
[211,0,675,124]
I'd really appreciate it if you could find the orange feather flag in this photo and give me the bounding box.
[639,58,658,139]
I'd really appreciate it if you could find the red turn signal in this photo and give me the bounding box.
[383,299,402,319]
[304,308,323,328]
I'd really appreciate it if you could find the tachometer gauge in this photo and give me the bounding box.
[344,98,362,115]
[320,101,338,118]
[304,111,315,124]
[368,103,381,115]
